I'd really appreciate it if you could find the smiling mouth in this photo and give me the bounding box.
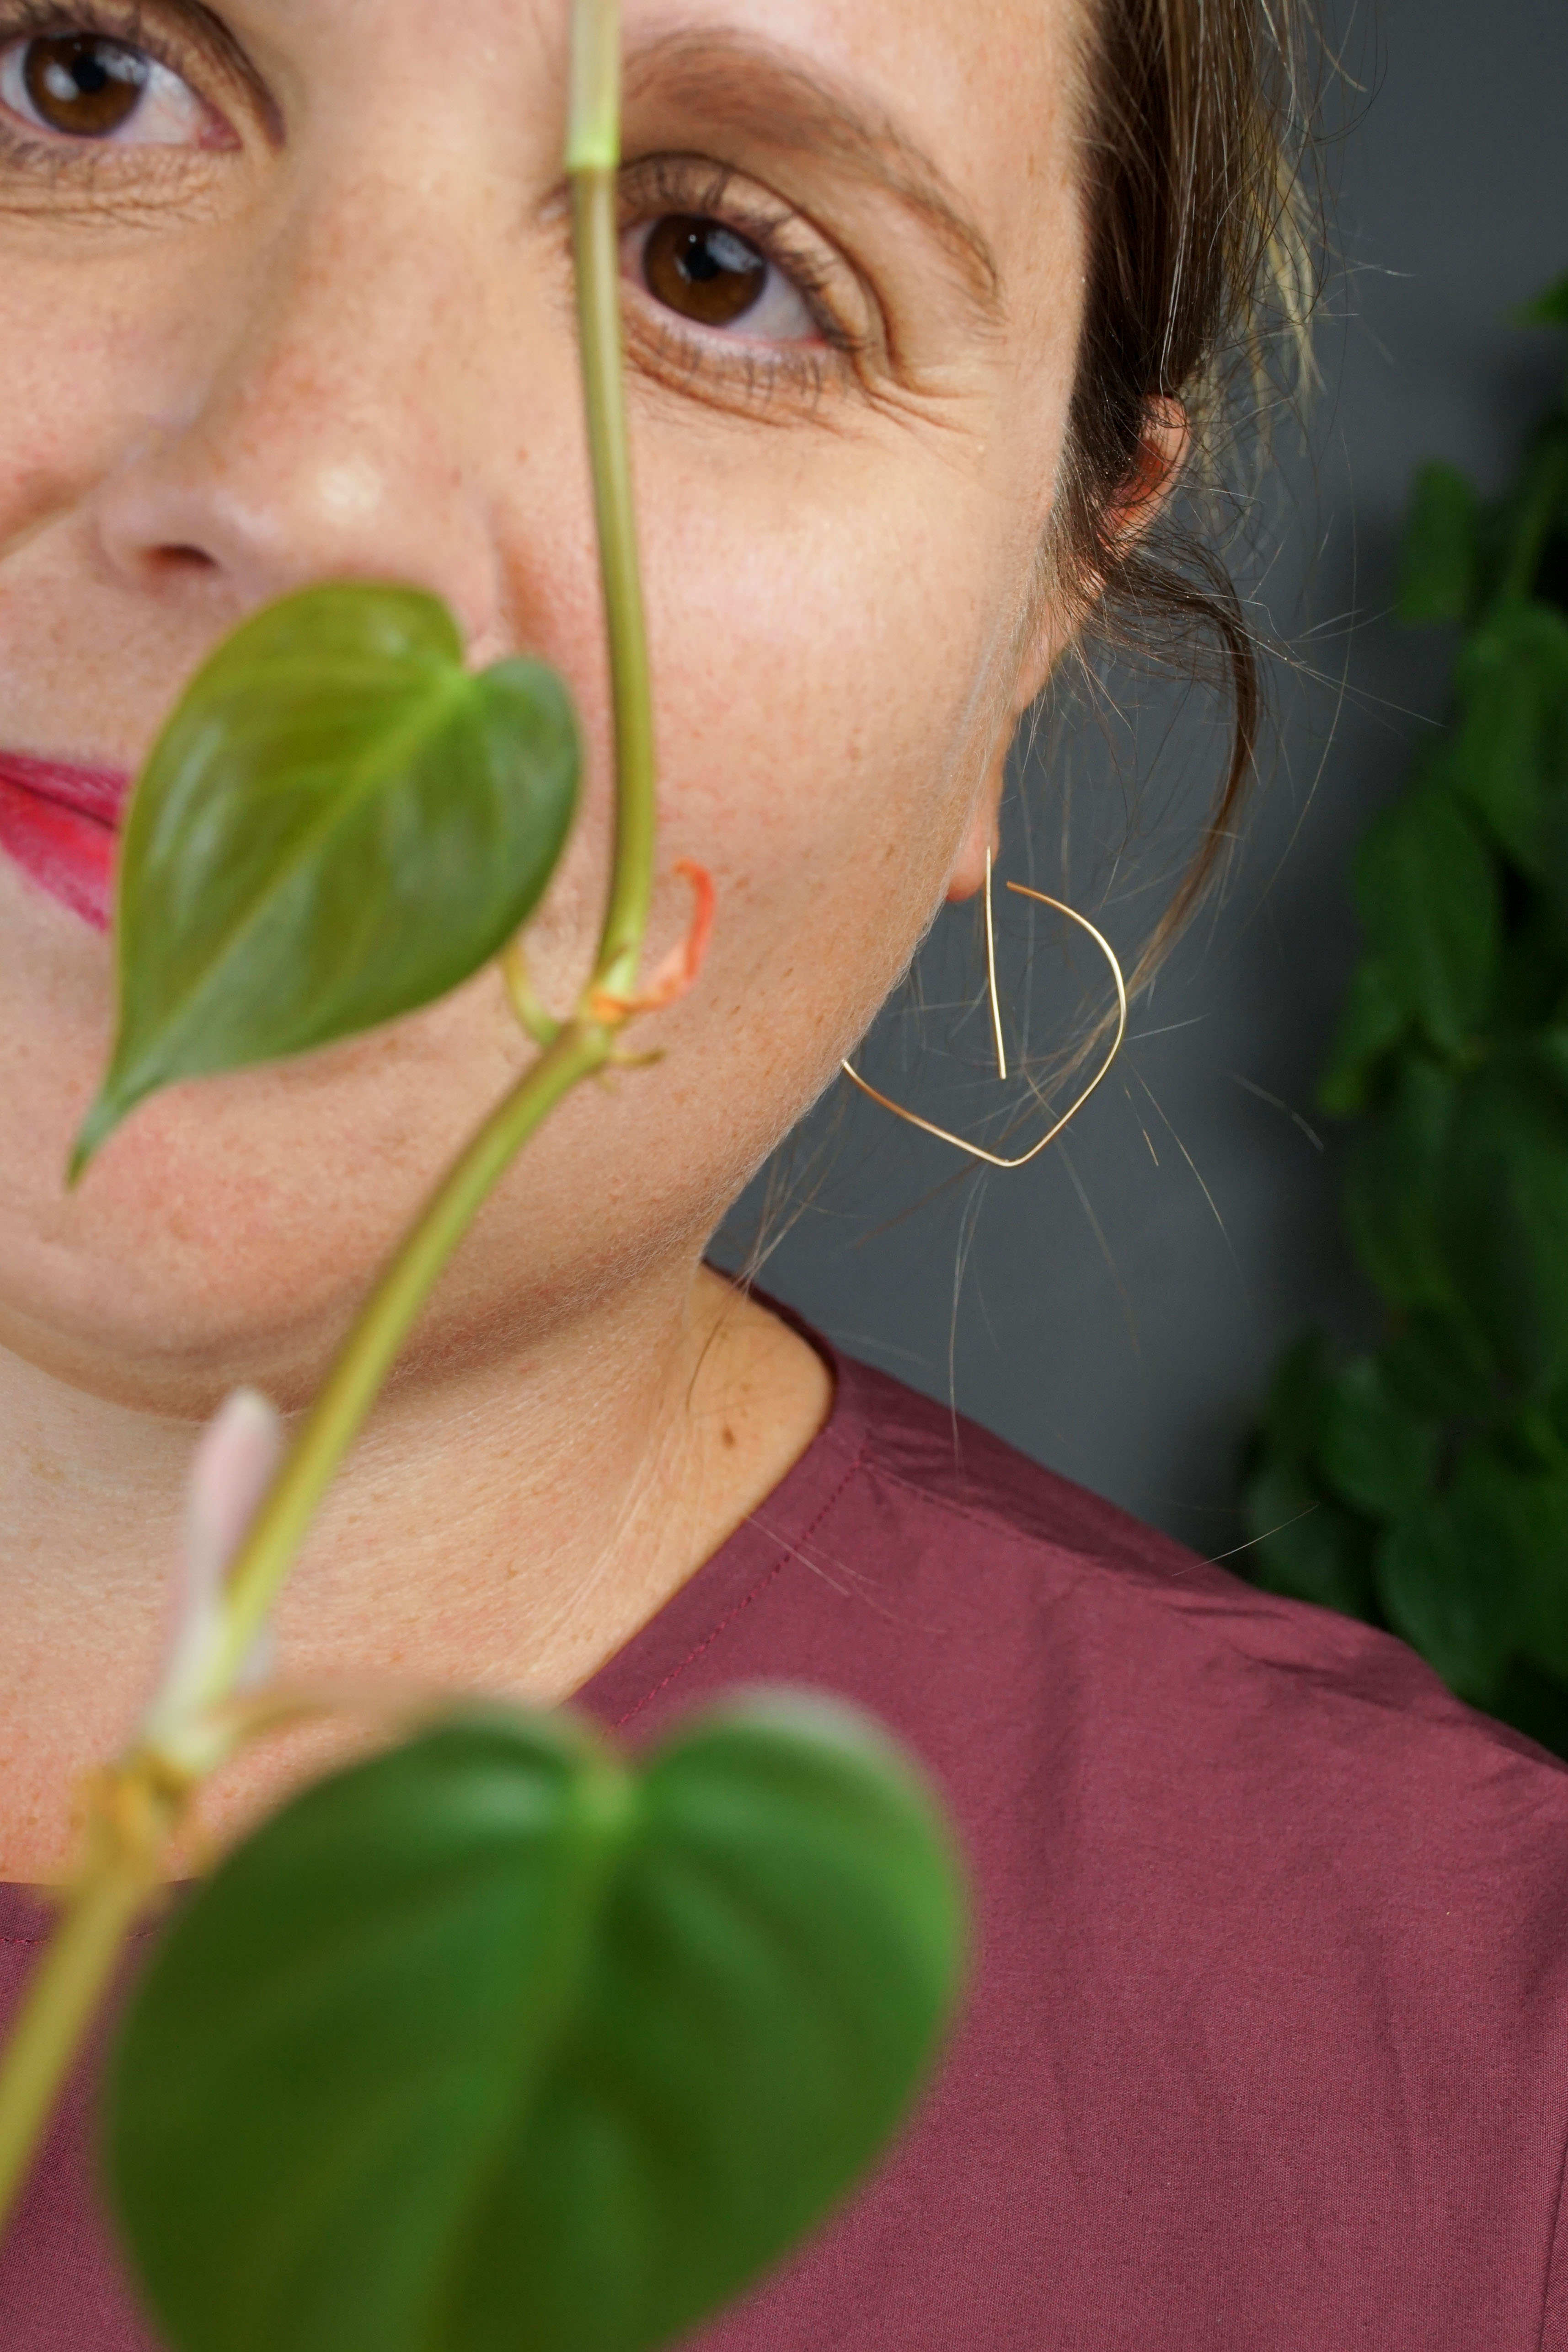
[0,752,132,933]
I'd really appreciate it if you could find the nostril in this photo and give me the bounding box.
[151,545,221,574]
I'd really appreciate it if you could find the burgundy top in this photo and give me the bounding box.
[6,1347,1568,2349]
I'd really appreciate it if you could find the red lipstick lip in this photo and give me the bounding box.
[0,751,132,828]
[0,751,133,932]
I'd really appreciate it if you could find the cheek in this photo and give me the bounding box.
[0,884,532,1409]
[0,252,241,761]
[638,441,1018,1001]
[0,252,183,532]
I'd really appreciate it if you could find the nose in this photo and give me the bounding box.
[89,186,508,659]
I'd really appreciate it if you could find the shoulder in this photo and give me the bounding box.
[598,1345,1568,2339]
[843,1358,1568,2280]
[676,1352,1568,2350]
[832,1351,1568,1864]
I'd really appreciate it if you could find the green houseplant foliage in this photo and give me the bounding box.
[109,1701,964,2352]
[1243,275,1568,1753]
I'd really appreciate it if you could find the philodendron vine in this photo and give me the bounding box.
[0,7,967,2350]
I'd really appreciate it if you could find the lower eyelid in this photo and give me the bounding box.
[619,263,849,405]
[625,311,835,413]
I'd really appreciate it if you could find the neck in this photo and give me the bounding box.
[0,1259,831,1881]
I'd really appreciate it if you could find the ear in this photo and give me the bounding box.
[945,398,1190,907]
[1108,395,1191,552]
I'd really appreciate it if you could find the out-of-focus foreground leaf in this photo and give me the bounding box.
[75,584,579,1176]
[108,1700,965,2352]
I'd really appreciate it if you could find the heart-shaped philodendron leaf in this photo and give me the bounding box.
[72,584,580,1179]
[108,1698,966,2352]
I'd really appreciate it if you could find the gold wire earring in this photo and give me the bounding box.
[841,848,1129,1169]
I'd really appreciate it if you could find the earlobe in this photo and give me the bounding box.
[945,739,1009,905]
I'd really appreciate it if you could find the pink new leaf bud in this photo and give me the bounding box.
[184,1388,284,1668]
[144,1390,284,1762]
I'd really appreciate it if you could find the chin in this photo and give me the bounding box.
[0,1218,374,1420]
[0,1108,419,1421]
[0,962,540,1404]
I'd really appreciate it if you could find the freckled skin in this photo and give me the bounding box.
[0,0,1152,1875]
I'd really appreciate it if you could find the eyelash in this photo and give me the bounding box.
[619,157,871,404]
[0,0,191,98]
[0,15,871,408]
[0,0,223,176]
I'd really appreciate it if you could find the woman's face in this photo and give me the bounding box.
[0,0,1088,1413]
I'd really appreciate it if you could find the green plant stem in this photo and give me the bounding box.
[570,0,656,1006]
[0,1023,612,2248]
[0,1784,176,2233]
[208,1018,612,1691]
[0,1879,146,2218]
[0,0,659,2242]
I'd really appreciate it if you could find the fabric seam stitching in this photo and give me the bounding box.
[866,1450,1165,1578]
[611,1442,867,1730]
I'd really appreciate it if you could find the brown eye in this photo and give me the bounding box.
[642,215,770,330]
[21,35,148,138]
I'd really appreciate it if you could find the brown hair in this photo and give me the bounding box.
[1056,0,1324,986]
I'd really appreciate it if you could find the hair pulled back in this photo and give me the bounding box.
[1058,0,1323,976]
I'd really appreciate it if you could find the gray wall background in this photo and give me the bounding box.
[717,0,1568,1559]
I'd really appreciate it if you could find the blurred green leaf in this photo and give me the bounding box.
[109,1701,965,2352]
[1343,1054,1462,1314]
[1380,1312,1497,1420]
[1450,1439,1568,1684]
[1242,1457,1375,1619]
[1504,1404,1568,1479]
[1441,1042,1568,1399]
[1376,1499,1510,1704]
[1397,461,1480,624]
[1518,275,1568,329]
[1492,894,1568,1036]
[1489,1656,1568,1759]
[1319,1356,1437,1522]
[1317,957,1409,1115]
[75,584,580,1177]
[1355,786,1499,1054]
[1258,1333,1332,1470]
[1451,603,1568,873]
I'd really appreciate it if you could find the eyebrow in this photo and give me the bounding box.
[623,29,1005,327]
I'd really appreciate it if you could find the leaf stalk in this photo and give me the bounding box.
[206,1017,614,1692]
[575,155,658,1002]
[0,1772,180,2228]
